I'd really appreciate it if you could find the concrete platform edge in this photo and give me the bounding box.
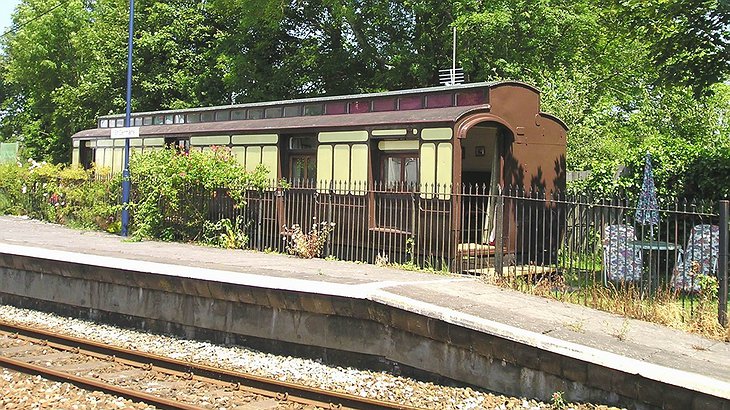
[1,242,729,404]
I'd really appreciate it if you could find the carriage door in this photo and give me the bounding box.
[457,124,501,272]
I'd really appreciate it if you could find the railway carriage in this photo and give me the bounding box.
[72,81,567,272]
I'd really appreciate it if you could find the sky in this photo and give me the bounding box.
[0,0,21,35]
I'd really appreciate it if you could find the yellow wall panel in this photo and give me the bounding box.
[436,143,453,199]
[372,129,407,137]
[316,145,333,192]
[103,148,113,170]
[318,130,368,143]
[421,127,453,141]
[261,146,278,177]
[94,148,104,167]
[333,145,351,191]
[232,146,246,165]
[231,134,278,145]
[420,143,436,198]
[377,140,419,151]
[113,148,124,174]
[245,146,262,171]
[144,138,165,147]
[350,144,368,194]
[191,135,230,146]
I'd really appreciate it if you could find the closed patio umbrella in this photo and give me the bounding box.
[635,152,659,233]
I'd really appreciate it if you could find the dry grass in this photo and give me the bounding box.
[489,273,729,341]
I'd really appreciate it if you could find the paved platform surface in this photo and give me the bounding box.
[0,216,728,393]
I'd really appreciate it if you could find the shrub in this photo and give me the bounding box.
[0,160,120,231]
[128,147,270,242]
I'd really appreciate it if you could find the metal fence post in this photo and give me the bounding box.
[494,191,505,276]
[719,200,728,327]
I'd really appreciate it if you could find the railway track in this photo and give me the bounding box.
[0,321,423,410]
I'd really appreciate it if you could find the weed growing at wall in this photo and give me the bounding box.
[128,147,269,242]
[282,217,335,258]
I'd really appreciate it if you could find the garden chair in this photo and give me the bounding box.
[602,224,643,283]
[671,224,720,293]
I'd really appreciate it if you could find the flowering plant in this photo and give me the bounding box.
[282,217,336,258]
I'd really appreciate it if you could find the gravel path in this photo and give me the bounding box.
[0,304,622,410]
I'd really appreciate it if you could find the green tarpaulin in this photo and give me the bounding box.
[0,142,19,164]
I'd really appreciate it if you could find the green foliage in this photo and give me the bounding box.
[0,160,120,231]
[202,216,249,249]
[128,146,270,241]
[551,391,567,409]
[616,0,729,97]
[1,0,728,195]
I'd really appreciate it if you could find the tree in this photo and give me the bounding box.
[617,0,729,96]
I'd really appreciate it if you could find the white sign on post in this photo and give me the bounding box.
[110,127,140,139]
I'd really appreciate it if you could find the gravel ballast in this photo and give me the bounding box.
[0,304,622,409]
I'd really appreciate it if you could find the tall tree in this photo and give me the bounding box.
[617,0,729,96]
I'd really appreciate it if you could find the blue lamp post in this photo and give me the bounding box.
[121,0,135,236]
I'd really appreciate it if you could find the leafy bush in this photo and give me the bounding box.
[0,160,120,231]
[128,146,270,242]
[568,136,730,204]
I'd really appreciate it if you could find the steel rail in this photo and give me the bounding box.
[0,353,206,410]
[0,321,423,410]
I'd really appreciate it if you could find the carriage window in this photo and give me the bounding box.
[215,110,230,121]
[232,110,246,120]
[304,104,323,116]
[382,154,418,189]
[289,136,317,150]
[288,136,317,184]
[290,156,316,182]
[248,108,264,120]
[201,111,214,122]
[153,115,164,125]
[265,107,283,118]
[174,114,185,124]
[99,119,108,128]
[143,116,153,126]
[284,105,302,117]
[133,117,143,126]
[165,137,190,153]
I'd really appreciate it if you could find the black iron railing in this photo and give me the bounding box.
[5,176,727,327]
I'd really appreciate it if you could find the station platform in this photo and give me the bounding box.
[0,215,728,409]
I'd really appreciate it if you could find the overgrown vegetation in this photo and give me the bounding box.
[0,148,270,248]
[128,146,270,242]
[0,160,120,231]
[491,271,728,341]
